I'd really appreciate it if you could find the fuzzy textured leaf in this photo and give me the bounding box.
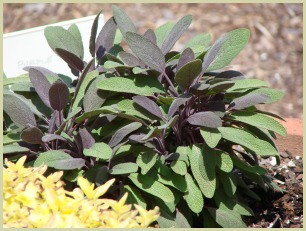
[143,29,157,44]
[228,93,270,110]
[112,5,137,36]
[3,143,29,154]
[202,28,250,72]
[200,127,222,148]
[34,150,72,168]
[97,76,164,96]
[44,26,83,58]
[206,207,247,228]
[218,127,279,156]
[155,22,175,47]
[177,48,195,71]
[28,68,52,108]
[53,158,85,170]
[136,151,158,175]
[109,162,138,175]
[183,173,204,213]
[108,122,142,147]
[229,111,287,136]
[3,93,36,128]
[183,32,211,51]
[124,185,147,209]
[170,160,187,176]
[187,111,222,128]
[175,59,202,89]
[83,142,113,161]
[20,127,43,144]
[133,96,164,120]
[125,32,165,73]
[161,15,192,54]
[48,80,70,111]
[55,48,84,71]
[67,24,84,59]
[129,173,175,203]
[168,93,192,118]
[95,17,117,59]
[215,151,233,173]
[226,79,268,92]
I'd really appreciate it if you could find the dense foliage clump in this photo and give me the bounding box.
[3,5,286,227]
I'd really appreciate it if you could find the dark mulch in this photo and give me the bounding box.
[245,151,303,228]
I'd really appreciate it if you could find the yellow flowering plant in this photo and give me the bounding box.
[3,156,159,228]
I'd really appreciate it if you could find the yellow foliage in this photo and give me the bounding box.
[3,156,159,228]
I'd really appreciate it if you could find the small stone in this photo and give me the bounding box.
[280,152,289,158]
[287,160,296,168]
[286,220,291,224]
[295,156,301,160]
[294,167,303,173]
[270,157,277,166]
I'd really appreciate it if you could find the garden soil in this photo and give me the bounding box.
[3,3,303,228]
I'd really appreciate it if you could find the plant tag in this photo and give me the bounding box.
[3,14,104,77]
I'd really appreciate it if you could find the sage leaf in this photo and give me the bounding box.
[129,173,175,203]
[83,75,108,112]
[79,127,95,149]
[53,158,85,170]
[202,28,250,72]
[218,127,279,156]
[219,172,237,197]
[109,162,138,175]
[83,142,112,161]
[200,127,222,148]
[175,59,202,89]
[125,32,165,73]
[95,17,117,60]
[168,93,192,118]
[183,173,204,213]
[177,48,195,71]
[34,150,72,168]
[183,32,211,51]
[72,70,99,110]
[55,48,84,71]
[132,96,164,120]
[67,24,84,59]
[136,151,158,175]
[248,88,285,103]
[119,51,145,67]
[143,29,157,44]
[28,68,51,108]
[49,80,70,111]
[4,143,29,154]
[108,122,142,147]
[112,5,137,36]
[3,93,36,128]
[161,15,192,54]
[124,185,147,209]
[187,111,222,128]
[170,160,187,176]
[89,10,102,57]
[226,79,268,92]
[155,22,175,47]
[228,93,270,110]
[42,134,66,142]
[20,127,43,144]
[44,26,83,58]
[215,151,233,173]
[229,111,287,136]
[97,76,164,96]
[206,207,247,228]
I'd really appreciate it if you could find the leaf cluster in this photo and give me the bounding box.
[3,5,286,228]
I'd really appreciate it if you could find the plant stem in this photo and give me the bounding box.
[163,72,178,97]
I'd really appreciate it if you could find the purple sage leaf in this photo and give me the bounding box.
[95,17,117,60]
[49,80,70,111]
[55,48,84,71]
[109,122,142,147]
[28,68,52,108]
[79,127,95,149]
[42,134,66,143]
[20,127,44,144]
[177,47,195,71]
[228,93,270,110]
[168,93,192,118]
[53,158,85,170]
[89,10,102,57]
[119,51,145,67]
[132,96,164,120]
[144,29,157,45]
[187,111,222,128]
